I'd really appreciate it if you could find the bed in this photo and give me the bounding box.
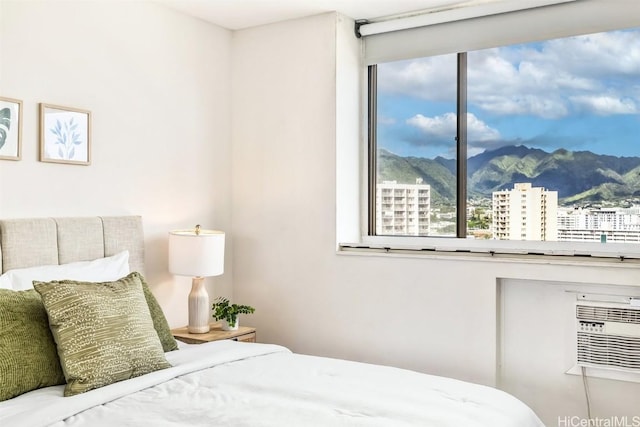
[0,216,545,427]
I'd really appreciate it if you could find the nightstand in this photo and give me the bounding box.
[171,323,257,345]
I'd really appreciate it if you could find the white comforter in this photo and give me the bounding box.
[1,341,544,427]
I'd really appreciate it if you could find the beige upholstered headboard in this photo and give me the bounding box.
[0,216,144,275]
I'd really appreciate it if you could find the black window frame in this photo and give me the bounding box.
[365,35,640,258]
[368,52,469,239]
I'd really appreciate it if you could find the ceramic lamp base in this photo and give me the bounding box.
[188,277,210,334]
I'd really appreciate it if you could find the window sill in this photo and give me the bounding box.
[338,237,640,268]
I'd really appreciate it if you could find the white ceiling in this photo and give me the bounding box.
[157,0,487,30]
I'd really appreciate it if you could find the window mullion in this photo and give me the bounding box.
[456,52,468,238]
[368,65,378,236]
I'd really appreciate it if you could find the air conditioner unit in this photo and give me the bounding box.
[575,300,640,372]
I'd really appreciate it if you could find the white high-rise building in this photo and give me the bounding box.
[557,207,640,242]
[492,183,558,241]
[376,180,431,236]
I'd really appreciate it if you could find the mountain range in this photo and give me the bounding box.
[378,145,640,205]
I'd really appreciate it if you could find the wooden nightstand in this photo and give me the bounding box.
[171,323,257,345]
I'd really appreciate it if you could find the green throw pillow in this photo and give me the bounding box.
[0,289,65,402]
[34,274,171,396]
[133,272,178,352]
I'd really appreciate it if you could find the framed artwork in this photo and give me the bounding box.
[40,103,91,165]
[0,96,23,161]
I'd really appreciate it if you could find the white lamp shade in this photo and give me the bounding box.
[168,229,225,277]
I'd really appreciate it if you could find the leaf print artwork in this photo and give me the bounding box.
[0,107,11,151]
[49,117,82,160]
[40,104,90,165]
[0,97,22,160]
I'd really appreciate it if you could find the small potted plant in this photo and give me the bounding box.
[212,297,255,331]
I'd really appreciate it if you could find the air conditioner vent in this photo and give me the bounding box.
[575,300,640,374]
[576,304,640,324]
[577,333,640,371]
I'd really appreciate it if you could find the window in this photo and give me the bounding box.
[369,27,640,246]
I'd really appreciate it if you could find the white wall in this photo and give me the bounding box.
[3,1,640,423]
[0,0,233,327]
[232,11,640,425]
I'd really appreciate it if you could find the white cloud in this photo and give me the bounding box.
[407,112,501,146]
[379,29,640,120]
[473,94,569,119]
[570,95,638,115]
[466,52,573,119]
[406,112,456,140]
[467,113,502,142]
[541,30,640,77]
[378,55,457,101]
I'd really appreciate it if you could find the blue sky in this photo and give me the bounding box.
[377,28,640,159]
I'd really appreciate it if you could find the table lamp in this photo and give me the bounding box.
[169,225,225,334]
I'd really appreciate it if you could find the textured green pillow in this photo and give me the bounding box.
[34,274,171,396]
[0,289,65,401]
[133,272,178,352]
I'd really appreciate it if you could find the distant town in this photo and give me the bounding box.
[376,180,640,242]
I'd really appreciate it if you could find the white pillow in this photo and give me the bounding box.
[0,250,130,290]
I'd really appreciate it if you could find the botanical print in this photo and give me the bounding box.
[0,107,10,151]
[40,104,90,165]
[48,115,83,160]
[0,98,21,159]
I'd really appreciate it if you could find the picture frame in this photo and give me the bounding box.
[0,96,23,161]
[40,103,91,165]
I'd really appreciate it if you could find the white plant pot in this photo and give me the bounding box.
[220,318,239,331]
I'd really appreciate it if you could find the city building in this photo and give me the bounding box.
[492,183,558,241]
[376,179,431,236]
[557,207,640,242]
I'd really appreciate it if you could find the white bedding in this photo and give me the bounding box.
[1,341,544,427]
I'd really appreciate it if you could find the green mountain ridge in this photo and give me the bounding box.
[378,145,640,205]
